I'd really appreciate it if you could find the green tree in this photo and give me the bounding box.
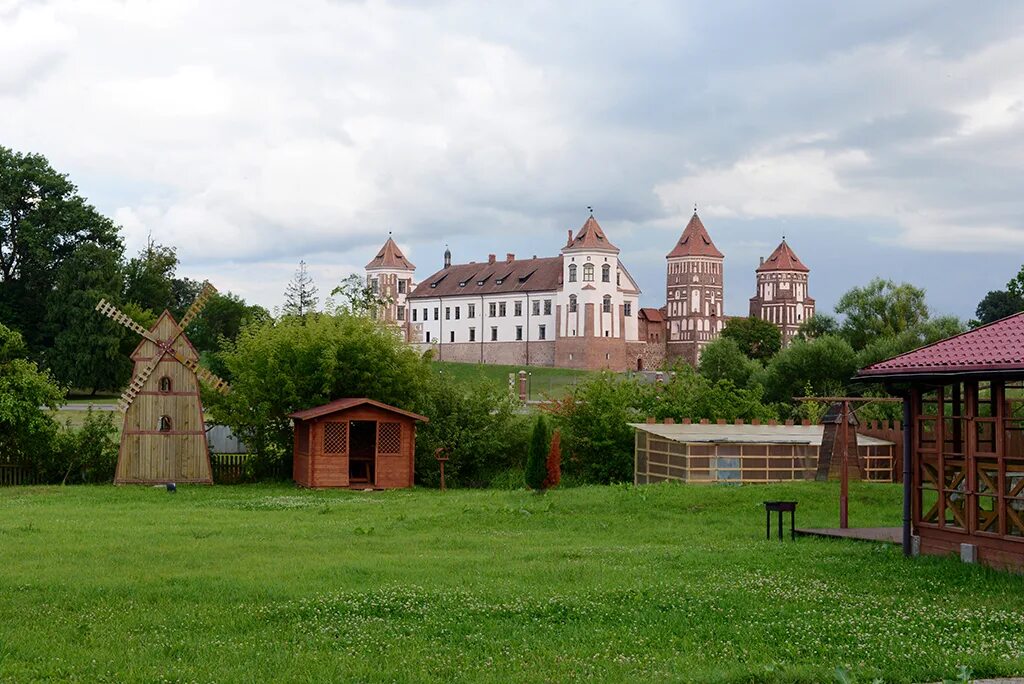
[331,273,392,316]
[0,146,122,352]
[47,410,119,484]
[282,260,318,317]
[185,292,271,355]
[0,322,64,463]
[762,336,858,403]
[720,317,782,361]
[525,415,551,491]
[973,289,1024,327]
[698,337,760,388]
[856,315,964,369]
[835,278,929,350]
[655,365,777,423]
[796,313,839,341]
[123,240,179,315]
[45,243,132,393]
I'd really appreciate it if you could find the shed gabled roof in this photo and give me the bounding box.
[563,215,620,253]
[757,239,808,273]
[409,256,562,298]
[666,212,723,259]
[366,237,415,271]
[856,313,1024,379]
[289,398,429,422]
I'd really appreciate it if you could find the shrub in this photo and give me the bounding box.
[544,429,561,489]
[0,323,64,465]
[47,410,119,483]
[525,415,551,491]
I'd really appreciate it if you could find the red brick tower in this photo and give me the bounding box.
[664,211,724,366]
[749,239,814,346]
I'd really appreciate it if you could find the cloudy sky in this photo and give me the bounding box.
[3,1,1024,318]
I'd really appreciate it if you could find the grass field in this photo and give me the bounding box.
[1,482,1022,682]
[435,361,596,400]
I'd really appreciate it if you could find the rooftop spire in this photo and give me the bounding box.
[666,212,723,259]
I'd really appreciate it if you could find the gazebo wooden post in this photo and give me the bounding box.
[840,400,850,529]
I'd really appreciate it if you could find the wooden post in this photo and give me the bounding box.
[840,400,850,529]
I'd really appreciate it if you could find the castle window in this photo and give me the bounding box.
[433,308,439,320]
[569,295,577,313]
[159,376,172,393]
[490,326,498,341]
[370,278,379,293]
[445,307,451,320]
[412,309,418,322]
[468,304,476,318]
[455,306,460,320]
[603,295,612,313]
[532,300,540,316]
[568,264,577,282]
[499,302,507,317]
[489,302,497,317]
[601,264,611,282]
[516,326,523,341]
[583,264,594,282]
[398,280,406,294]
[538,325,546,340]
[543,299,551,315]
[158,415,172,432]
[514,301,522,317]
[469,327,476,342]
[617,271,621,286]
[397,306,405,321]
[450,330,455,343]
[624,302,632,317]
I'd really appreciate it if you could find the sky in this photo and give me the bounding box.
[3,0,1024,318]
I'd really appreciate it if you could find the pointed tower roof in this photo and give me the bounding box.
[757,239,808,273]
[563,215,619,253]
[366,236,415,270]
[666,212,723,259]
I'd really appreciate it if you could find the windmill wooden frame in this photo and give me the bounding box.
[96,282,229,484]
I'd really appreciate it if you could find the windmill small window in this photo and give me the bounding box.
[158,415,172,432]
[159,376,172,393]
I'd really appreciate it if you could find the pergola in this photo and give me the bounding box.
[857,313,1024,569]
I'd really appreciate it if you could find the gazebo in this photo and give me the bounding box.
[857,313,1024,569]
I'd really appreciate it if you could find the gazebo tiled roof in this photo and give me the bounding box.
[666,212,723,259]
[856,313,1024,379]
[757,239,809,273]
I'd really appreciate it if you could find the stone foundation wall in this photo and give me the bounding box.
[627,341,665,371]
[429,341,557,366]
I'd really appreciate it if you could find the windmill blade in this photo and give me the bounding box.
[117,352,164,412]
[166,347,230,395]
[178,281,218,330]
[96,299,160,344]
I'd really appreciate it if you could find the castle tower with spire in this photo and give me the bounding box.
[749,239,814,346]
[365,235,416,330]
[664,211,725,366]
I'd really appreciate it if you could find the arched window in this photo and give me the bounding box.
[567,264,577,282]
[602,295,612,313]
[583,264,594,282]
[568,295,577,313]
[158,416,172,432]
[159,376,172,393]
[601,264,610,282]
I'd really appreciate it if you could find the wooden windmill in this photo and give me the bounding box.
[96,282,229,484]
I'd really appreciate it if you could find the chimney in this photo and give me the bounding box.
[488,254,496,264]
[506,253,515,263]
[566,229,573,246]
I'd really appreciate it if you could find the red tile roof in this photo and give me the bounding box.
[289,398,428,422]
[757,239,808,273]
[410,256,562,298]
[857,313,1024,379]
[563,215,619,253]
[666,212,723,259]
[366,237,415,270]
[639,307,664,322]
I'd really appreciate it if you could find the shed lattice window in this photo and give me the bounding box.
[378,422,402,455]
[322,421,348,454]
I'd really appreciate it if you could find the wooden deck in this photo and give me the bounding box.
[795,527,901,544]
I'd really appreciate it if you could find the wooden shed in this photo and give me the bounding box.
[289,398,428,489]
[858,312,1024,570]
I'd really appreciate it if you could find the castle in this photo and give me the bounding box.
[364,212,813,371]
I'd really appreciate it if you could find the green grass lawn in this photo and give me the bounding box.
[435,361,596,400]
[1,482,1022,682]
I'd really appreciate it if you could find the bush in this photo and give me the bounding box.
[0,323,64,465]
[524,415,551,491]
[46,411,119,483]
[544,430,561,489]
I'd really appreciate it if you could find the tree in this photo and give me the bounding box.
[0,146,122,352]
[331,273,392,316]
[0,322,64,463]
[123,240,178,315]
[762,336,858,403]
[45,243,132,393]
[698,337,760,388]
[835,278,929,350]
[720,317,782,361]
[185,292,270,355]
[282,260,318,316]
[974,289,1024,327]
[544,430,562,489]
[856,315,964,369]
[525,415,551,491]
[796,313,839,341]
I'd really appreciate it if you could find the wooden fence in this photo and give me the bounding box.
[0,463,39,486]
